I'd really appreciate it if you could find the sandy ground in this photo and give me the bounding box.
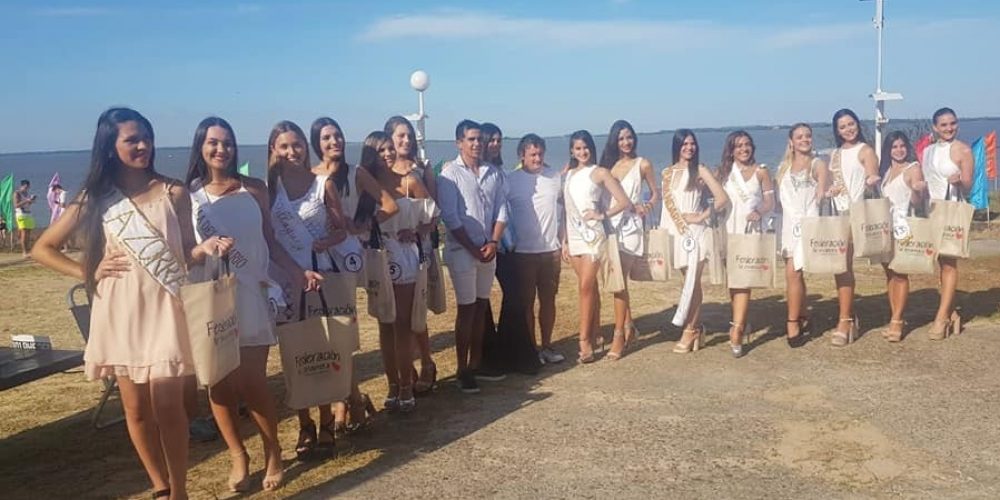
[1,242,999,499]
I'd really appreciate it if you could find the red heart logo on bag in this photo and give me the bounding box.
[331,361,341,372]
[655,258,664,265]
[762,264,769,271]
[838,246,847,254]
[925,248,935,256]
[955,230,964,240]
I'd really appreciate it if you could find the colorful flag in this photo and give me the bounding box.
[986,131,997,181]
[238,162,250,176]
[0,174,14,228]
[47,172,63,222]
[970,137,988,210]
[914,133,933,164]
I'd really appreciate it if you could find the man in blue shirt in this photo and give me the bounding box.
[437,120,508,393]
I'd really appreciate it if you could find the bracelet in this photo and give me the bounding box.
[487,240,498,245]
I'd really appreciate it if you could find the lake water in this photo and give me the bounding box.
[3,118,998,226]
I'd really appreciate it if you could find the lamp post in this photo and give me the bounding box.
[865,0,902,161]
[405,70,430,164]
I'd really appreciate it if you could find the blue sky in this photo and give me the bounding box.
[1,0,998,152]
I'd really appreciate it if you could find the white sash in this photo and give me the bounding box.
[190,181,286,310]
[270,184,321,269]
[564,169,604,259]
[102,189,186,296]
[672,224,704,327]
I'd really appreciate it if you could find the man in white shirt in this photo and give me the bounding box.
[437,120,508,393]
[505,134,565,364]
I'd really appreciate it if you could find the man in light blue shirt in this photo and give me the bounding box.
[437,119,508,393]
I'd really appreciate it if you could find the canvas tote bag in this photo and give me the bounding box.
[889,203,940,275]
[180,254,241,387]
[726,221,776,289]
[276,289,355,409]
[850,187,893,260]
[363,222,397,323]
[411,236,430,333]
[931,185,974,259]
[802,198,851,275]
[629,214,673,282]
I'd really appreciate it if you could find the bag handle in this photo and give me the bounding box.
[206,249,231,281]
[908,197,930,219]
[945,183,967,203]
[743,219,762,235]
[818,197,840,217]
[864,182,883,200]
[367,220,385,250]
[298,250,332,320]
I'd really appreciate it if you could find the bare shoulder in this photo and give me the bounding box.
[952,140,973,155]
[639,157,655,173]
[162,176,189,201]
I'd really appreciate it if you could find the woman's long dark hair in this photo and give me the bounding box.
[567,130,597,170]
[383,115,418,162]
[481,122,503,167]
[717,130,755,183]
[672,129,700,190]
[879,130,916,179]
[832,108,867,147]
[598,119,637,169]
[266,120,309,202]
[185,116,239,187]
[353,131,392,227]
[310,117,350,197]
[81,107,156,293]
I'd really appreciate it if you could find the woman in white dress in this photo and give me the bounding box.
[186,117,323,492]
[562,130,633,363]
[826,109,880,346]
[310,117,399,431]
[877,131,927,342]
[661,129,728,354]
[776,123,828,347]
[265,121,349,461]
[921,107,975,339]
[718,131,774,357]
[598,120,660,360]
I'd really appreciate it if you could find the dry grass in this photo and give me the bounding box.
[1,251,999,499]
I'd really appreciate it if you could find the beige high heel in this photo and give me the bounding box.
[673,325,705,353]
[831,316,858,347]
[884,319,905,343]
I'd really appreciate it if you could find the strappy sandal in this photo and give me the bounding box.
[315,419,336,458]
[884,319,905,343]
[673,325,704,353]
[578,340,595,364]
[346,393,377,432]
[786,319,807,348]
[414,361,438,396]
[729,322,750,358]
[606,330,627,361]
[384,383,400,413]
[152,489,171,499]
[398,386,416,414]
[831,316,858,347]
[294,421,317,461]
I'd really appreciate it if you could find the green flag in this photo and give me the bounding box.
[238,161,250,176]
[0,174,14,228]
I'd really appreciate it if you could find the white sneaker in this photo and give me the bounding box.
[539,347,565,364]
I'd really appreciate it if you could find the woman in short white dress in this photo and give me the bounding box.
[921,107,975,339]
[718,130,774,358]
[826,109,880,346]
[661,129,728,354]
[598,120,660,360]
[562,130,633,363]
[878,131,927,342]
[310,117,398,432]
[356,131,438,412]
[186,117,323,492]
[776,123,828,347]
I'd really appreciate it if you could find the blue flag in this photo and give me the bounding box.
[970,137,989,210]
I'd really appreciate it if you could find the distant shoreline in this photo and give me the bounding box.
[4,116,999,157]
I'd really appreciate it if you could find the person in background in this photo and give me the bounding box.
[506,134,566,366]
[14,179,37,257]
[437,119,508,393]
[49,183,67,225]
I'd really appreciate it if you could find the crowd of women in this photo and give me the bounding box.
[30,106,975,499]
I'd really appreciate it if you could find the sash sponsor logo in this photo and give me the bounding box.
[205,313,239,346]
[294,349,342,376]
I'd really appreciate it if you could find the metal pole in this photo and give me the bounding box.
[416,90,427,164]
[874,0,884,161]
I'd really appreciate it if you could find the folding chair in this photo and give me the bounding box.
[67,284,124,429]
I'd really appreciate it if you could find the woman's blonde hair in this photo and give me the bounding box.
[776,122,813,183]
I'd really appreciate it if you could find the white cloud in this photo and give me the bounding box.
[357,10,875,52]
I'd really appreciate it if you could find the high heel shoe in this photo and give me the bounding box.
[383,384,400,413]
[786,319,807,348]
[729,322,749,358]
[346,393,376,432]
[884,319,906,343]
[578,339,596,364]
[397,386,416,414]
[294,421,317,461]
[831,316,858,347]
[673,325,705,353]
[951,311,962,336]
[928,316,953,341]
[414,361,438,396]
[606,330,627,361]
[624,323,639,347]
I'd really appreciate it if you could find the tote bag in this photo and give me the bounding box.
[180,255,240,387]
[801,199,851,275]
[850,188,893,260]
[889,204,940,275]
[726,221,776,289]
[931,185,974,259]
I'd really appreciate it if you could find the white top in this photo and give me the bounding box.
[506,165,563,254]
[778,159,820,271]
[663,168,702,237]
[724,165,763,235]
[609,158,645,252]
[564,165,604,256]
[831,143,866,212]
[922,141,960,201]
[275,174,333,270]
[882,162,917,220]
